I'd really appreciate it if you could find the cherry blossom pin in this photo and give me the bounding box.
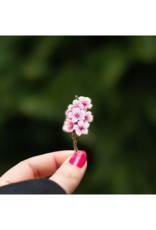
[62,95,93,152]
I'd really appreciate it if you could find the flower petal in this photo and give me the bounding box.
[68,104,74,110]
[84,122,89,128]
[86,97,91,104]
[82,129,88,135]
[73,124,78,130]
[78,120,84,127]
[68,112,73,118]
[72,117,78,123]
[79,96,85,101]
[75,129,82,136]
[78,103,84,110]
[87,104,93,109]
[73,99,79,106]
[64,120,69,125]
[63,125,72,132]
[89,115,93,122]
[72,107,80,114]
[87,111,91,115]
[80,110,85,116]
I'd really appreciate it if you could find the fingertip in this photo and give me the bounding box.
[50,150,87,194]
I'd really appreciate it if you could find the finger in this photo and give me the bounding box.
[50,151,87,194]
[0,150,74,186]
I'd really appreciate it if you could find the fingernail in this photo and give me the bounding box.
[69,151,87,168]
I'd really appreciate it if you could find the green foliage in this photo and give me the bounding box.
[0,36,156,193]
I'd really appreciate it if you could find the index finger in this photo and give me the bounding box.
[0,150,74,187]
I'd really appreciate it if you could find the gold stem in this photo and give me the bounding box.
[72,130,78,152]
[71,95,79,152]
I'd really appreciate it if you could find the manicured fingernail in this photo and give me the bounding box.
[69,151,86,168]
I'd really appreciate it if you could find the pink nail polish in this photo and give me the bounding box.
[69,151,87,168]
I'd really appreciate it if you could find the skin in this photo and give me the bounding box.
[0,150,87,194]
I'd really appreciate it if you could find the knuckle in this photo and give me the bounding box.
[55,170,78,185]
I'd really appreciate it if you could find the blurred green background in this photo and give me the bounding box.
[0,36,156,194]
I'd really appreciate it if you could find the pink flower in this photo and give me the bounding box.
[65,104,74,116]
[65,110,70,116]
[73,99,84,110]
[79,96,92,110]
[68,104,74,110]
[68,107,85,123]
[63,95,93,136]
[62,120,75,133]
[74,120,90,136]
[83,111,93,123]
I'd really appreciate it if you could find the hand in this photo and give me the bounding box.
[0,150,87,194]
